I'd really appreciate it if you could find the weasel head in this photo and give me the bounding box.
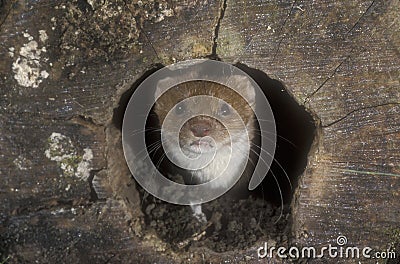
[154,79,255,158]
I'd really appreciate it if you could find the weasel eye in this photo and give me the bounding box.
[220,103,231,116]
[175,101,186,115]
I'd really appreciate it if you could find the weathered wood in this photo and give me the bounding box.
[219,0,400,256]
[1,0,399,263]
[0,0,219,263]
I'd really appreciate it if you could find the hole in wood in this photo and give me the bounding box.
[234,63,316,206]
[112,62,316,254]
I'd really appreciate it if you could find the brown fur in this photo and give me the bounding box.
[154,81,255,144]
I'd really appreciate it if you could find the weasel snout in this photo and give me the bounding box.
[189,119,212,137]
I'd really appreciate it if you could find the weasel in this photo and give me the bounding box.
[153,76,258,222]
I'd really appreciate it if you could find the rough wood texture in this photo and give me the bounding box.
[0,0,219,263]
[218,0,400,254]
[1,0,399,263]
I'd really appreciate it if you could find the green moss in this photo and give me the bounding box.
[216,28,245,58]
[63,155,82,169]
[58,0,174,63]
[387,227,400,248]
[45,133,85,177]
[158,53,177,65]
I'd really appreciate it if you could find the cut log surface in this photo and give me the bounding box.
[0,0,399,263]
[218,0,400,253]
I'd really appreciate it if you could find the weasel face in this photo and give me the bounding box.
[180,116,220,155]
[153,80,255,184]
[154,81,255,155]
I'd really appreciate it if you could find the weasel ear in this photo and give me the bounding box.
[155,77,175,100]
[227,75,256,106]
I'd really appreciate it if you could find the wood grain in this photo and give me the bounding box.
[1,0,399,263]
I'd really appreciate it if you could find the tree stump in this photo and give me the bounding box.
[1,0,399,263]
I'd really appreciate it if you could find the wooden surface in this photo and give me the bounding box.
[218,0,400,253]
[1,0,399,263]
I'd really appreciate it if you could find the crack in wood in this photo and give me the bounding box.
[122,0,160,60]
[305,1,379,105]
[323,102,400,128]
[346,0,376,35]
[209,0,227,59]
[103,254,117,264]
[304,51,353,104]
[0,0,16,34]
[68,115,107,202]
[271,0,298,64]
[69,114,105,128]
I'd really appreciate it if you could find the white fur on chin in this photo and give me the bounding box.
[166,131,251,190]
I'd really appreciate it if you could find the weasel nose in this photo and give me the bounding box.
[190,122,211,137]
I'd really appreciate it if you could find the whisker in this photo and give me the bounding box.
[154,152,167,170]
[129,127,161,137]
[269,169,284,224]
[236,145,268,204]
[147,142,163,160]
[146,151,168,189]
[248,130,276,146]
[134,140,162,161]
[252,129,297,148]
[249,147,284,223]
[233,145,279,225]
[250,142,292,190]
[144,136,175,162]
